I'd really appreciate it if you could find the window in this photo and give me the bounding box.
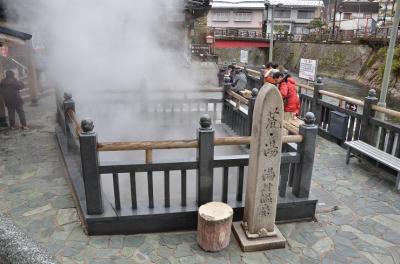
[274,24,290,33]
[297,10,314,19]
[274,10,291,19]
[213,11,229,22]
[234,12,252,22]
[343,13,352,20]
[294,26,309,34]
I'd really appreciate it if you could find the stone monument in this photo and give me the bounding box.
[232,83,286,251]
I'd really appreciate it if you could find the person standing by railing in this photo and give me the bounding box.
[0,70,29,130]
[272,71,300,121]
[264,62,279,85]
[231,69,247,93]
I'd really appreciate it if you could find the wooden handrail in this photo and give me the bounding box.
[318,90,364,106]
[76,88,224,94]
[371,105,400,119]
[66,109,81,137]
[297,83,314,91]
[234,65,261,78]
[227,89,249,105]
[215,135,303,145]
[283,122,300,135]
[246,68,262,77]
[97,134,303,152]
[214,137,250,146]
[97,139,199,151]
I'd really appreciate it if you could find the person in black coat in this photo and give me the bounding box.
[0,70,28,130]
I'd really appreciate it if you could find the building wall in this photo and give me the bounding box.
[215,47,267,66]
[207,9,264,29]
[266,7,320,34]
[339,18,375,32]
[208,4,322,35]
[335,12,378,22]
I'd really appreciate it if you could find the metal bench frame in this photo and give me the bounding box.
[345,140,400,191]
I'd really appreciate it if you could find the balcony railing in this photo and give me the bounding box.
[209,27,266,40]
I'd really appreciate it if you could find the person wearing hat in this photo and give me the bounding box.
[231,68,247,93]
[0,70,29,130]
[272,71,300,122]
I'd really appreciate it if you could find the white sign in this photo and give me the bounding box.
[299,58,317,82]
[240,50,249,64]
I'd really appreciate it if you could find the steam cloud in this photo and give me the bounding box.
[5,0,218,142]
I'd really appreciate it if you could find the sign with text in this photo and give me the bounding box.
[240,50,249,64]
[299,58,317,82]
[191,44,210,56]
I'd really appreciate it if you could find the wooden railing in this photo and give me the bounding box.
[97,135,303,152]
[245,68,400,160]
[210,27,265,40]
[56,87,317,219]
[66,109,81,138]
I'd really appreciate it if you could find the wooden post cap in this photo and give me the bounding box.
[197,202,233,252]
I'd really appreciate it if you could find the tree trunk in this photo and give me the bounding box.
[197,202,233,252]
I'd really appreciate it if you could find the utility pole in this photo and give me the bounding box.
[264,3,269,38]
[331,0,338,39]
[379,0,400,108]
[269,5,275,62]
[357,0,361,38]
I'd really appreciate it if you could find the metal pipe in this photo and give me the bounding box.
[357,0,361,38]
[379,0,400,107]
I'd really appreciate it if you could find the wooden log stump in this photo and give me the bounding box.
[197,202,233,252]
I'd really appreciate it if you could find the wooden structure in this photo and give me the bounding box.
[237,66,400,187]
[197,202,233,252]
[0,25,39,127]
[55,86,318,235]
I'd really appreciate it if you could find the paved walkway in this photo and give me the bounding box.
[0,92,399,264]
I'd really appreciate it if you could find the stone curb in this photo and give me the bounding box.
[0,213,57,264]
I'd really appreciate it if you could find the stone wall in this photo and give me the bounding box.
[274,42,400,103]
[215,48,267,66]
[273,42,373,81]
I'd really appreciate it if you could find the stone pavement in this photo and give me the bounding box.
[0,92,399,264]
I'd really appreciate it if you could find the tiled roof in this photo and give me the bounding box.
[211,0,324,8]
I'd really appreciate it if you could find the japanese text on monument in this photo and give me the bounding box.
[259,107,281,218]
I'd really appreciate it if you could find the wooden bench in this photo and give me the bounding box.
[345,140,400,191]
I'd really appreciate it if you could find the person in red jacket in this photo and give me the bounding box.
[272,72,300,121]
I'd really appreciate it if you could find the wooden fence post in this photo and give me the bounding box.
[197,115,215,206]
[312,77,323,125]
[247,88,258,136]
[222,75,231,125]
[292,112,318,198]
[360,89,378,145]
[62,93,76,149]
[79,119,104,215]
[63,93,75,132]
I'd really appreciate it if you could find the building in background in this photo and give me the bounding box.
[265,0,324,35]
[377,0,396,26]
[208,0,324,37]
[333,1,379,38]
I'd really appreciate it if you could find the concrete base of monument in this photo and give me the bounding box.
[232,222,286,252]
